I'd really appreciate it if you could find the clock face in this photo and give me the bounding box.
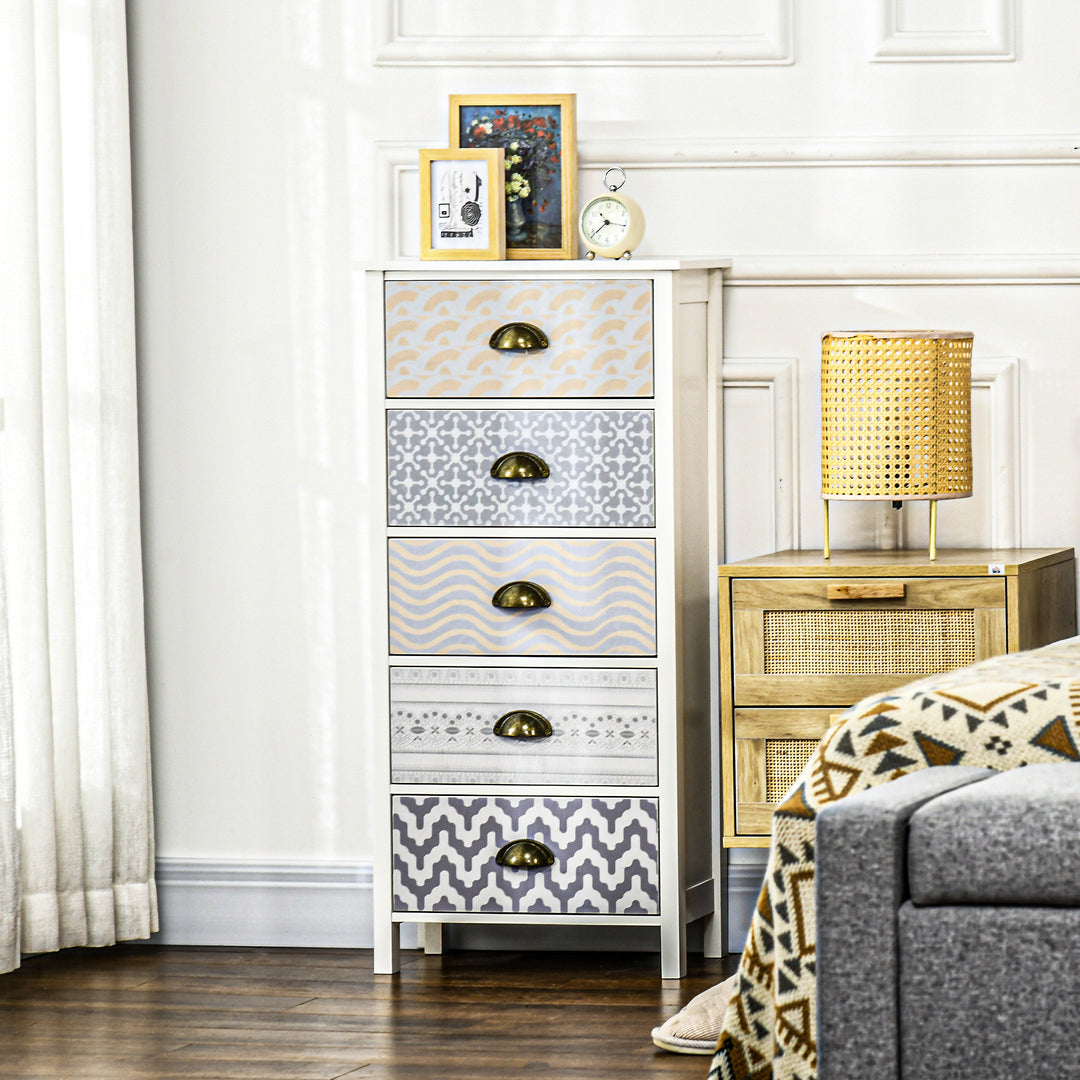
[580,196,631,245]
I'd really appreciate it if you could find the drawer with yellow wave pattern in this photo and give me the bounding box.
[384,279,653,398]
[387,538,657,656]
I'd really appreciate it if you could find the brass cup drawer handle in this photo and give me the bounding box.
[827,582,906,601]
[491,581,551,609]
[495,839,556,869]
[488,322,549,351]
[492,710,553,738]
[490,451,550,480]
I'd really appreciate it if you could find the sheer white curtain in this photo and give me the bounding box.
[0,0,156,973]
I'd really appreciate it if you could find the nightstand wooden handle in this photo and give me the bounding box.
[827,582,906,600]
[495,839,555,869]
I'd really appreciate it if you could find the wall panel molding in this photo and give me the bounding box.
[373,0,793,66]
[874,357,1020,552]
[725,255,1080,285]
[971,358,1021,548]
[873,0,1016,61]
[379,136,1080,265]
[583,134,1078,169]
[376,144,415,262]
[722,360,799,556]
[381,134,1080,180]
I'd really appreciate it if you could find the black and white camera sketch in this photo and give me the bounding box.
[438,167,483,237]
[430,159,490,250]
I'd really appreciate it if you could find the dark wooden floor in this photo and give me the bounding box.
[0,945,737,1079]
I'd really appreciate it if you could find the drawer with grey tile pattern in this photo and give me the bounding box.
[386,409,654,528]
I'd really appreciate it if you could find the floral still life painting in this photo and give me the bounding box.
[451,94,577,259]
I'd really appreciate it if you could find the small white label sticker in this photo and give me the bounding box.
[988,563,1005,576]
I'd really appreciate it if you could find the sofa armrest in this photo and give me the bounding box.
[816,766,994,1080]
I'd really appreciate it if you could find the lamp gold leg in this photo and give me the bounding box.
[823,500,831,560]
[929,501,937,561]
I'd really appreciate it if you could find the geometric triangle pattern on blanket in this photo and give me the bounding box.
[1031,715,1080,760]
[712,638,1080,1080]
[774,783,815,822]
[937,680,1039,712]
[913,730,967,767]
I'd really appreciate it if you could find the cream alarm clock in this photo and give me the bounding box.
[578,167,645,260]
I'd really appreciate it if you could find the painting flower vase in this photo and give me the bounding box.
[506,196,527,242]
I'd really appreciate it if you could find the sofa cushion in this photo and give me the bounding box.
[898,902,1080,1080]
[907,763,1080,905]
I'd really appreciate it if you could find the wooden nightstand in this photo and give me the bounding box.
[718,548,1077,846]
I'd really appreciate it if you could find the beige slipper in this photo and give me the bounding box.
[651,973,737,1054]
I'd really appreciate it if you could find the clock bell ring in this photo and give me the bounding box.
[579,166,645,260]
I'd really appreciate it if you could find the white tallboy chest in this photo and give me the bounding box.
[364,260,727,978]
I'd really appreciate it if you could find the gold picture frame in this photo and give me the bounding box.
[419,147,506,261]
[449,93,577,260]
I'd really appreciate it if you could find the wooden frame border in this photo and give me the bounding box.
[449,93,577,260]
[419,147,506,261]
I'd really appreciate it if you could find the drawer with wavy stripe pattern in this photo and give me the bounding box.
[387,538,657,656]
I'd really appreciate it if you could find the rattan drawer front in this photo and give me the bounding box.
[385,278,654,398]
[392,796,660,915]
[389,666,658,785]
[764,739,821,800]
[732,708,835,837]
[732,577,1007,707]
[762,607,976,675]
[386,409,654,528]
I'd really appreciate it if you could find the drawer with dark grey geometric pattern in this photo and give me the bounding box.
[386,409,654,528]
[390,666,658,785]
[391,796,660,915]
[387,537,657,656]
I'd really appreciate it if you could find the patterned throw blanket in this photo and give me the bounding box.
[709,636,1080,1080]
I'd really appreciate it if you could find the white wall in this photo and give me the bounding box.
[127,0,1080,946]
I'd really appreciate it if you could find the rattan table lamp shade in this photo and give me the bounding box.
[821,330,973,559]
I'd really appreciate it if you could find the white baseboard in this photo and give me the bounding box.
[153,858,376,948]
[725,849,769,952]
[154,856,765,953]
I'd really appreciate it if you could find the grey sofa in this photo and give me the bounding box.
[816,762,1080,1080]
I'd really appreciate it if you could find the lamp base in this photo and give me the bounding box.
[823,499,939,561]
